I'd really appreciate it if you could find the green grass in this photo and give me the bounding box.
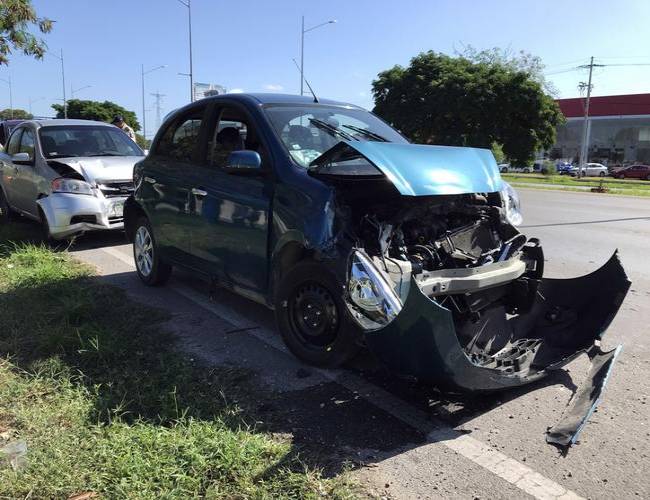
[0,232,358,498]
[502,173,650,197]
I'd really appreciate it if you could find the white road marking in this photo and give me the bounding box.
[98,246,583,500]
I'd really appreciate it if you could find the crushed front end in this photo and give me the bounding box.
[341,190,629,392]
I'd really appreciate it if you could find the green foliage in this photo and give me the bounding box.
[51,99,141,132]
[372,51,566,166]
[135,133,150,149]
[0,0,52,64]
[540,160,556,175]
[0,241,358,498]
[491,142,506,164]
[0,108,32,120]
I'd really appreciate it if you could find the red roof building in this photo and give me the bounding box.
[552,93,650,165]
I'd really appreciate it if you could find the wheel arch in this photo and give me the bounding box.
[124,196,146,242]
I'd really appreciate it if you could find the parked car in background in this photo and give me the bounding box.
[0,119,25,149]
[568,162,608,177]
[0,119,144,239]
[498,163,533,173]
[611,164,650,180]
[556,161,573,174]
[123,91,629,441]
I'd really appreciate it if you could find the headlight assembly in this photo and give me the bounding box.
[501,181,523,226]
[51,177,94,196]
[347,250,402,330]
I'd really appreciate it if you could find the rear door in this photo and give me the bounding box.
[186,102,273,293]
[141,104,210,263]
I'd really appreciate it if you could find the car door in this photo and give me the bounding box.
[11,126,40,216]
[0,127,24,209]
[186,102,273,294]
[141,103,210,263]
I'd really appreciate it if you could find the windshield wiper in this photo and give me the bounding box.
[342,124,388,142]
[46,154,78,159]
[87,153,127,157]
[308,118,355,141]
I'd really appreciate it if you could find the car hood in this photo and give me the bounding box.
[48,156,142,183]
[310,141,503,196]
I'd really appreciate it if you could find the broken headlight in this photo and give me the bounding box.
[501,182,523,226]
[347,250,403,330]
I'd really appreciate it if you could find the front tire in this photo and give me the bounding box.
[133,216,171,286]
[274,260,361,367]
[599,171,606,177]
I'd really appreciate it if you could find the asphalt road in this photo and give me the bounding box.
[68,188,650,500]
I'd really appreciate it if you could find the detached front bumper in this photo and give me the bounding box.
[37,193,127,240]
[364,252,629,391]
[361,252,630,446]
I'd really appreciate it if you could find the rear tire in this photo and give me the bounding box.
[133,216,171,286]
[599,171,606,177]
[274,260,361,367]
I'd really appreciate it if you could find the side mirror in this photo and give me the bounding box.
[12,152,32,164]
[225,150,262,173]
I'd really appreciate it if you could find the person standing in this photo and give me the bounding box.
[112,115,136,141]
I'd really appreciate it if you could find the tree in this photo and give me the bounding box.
[0,0,52,65]
[0,108,32,119]
[371,51,565,166]
[51,99,140,132]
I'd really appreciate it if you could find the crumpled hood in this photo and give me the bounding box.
[312,141,504,196]
[50,156,142,183]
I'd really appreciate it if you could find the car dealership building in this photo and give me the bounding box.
[551,93,650,166]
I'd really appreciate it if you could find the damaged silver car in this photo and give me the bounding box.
[125,94,630,447]
[0,119,143,239]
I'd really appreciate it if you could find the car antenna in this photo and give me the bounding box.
[292,58,319,103]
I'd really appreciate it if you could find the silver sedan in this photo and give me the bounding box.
[0,119,144,239]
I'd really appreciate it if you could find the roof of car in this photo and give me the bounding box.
[205,92,362,108]
[28,119,114,128]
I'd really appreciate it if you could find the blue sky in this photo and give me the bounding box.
[3,0,650,137]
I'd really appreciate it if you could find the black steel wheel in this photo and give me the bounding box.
[275,260,361,367]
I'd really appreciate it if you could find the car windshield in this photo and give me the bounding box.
[39,125,144,159]
[264,104,407,168]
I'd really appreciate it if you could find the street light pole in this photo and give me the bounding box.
[141,64,166,142]
[300,17,336,95]
[177,0,194,102]
[0,76,12,118]
[28,96,45,115]
[71,84,91,98]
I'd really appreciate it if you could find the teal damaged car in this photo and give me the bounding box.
[125,94,630,447]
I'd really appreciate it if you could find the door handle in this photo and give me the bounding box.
[144,176,156,184]
[191,188,207,197]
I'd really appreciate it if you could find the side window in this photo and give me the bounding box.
[19,128,35,159]
[208,106,264,169]
[6,128,23,155]
[156,107,206,163]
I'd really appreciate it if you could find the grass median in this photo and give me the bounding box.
[502,173,650,197]
[0,223,358,499]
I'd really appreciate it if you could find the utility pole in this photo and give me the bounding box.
[0,75,12,118]
[577,57,604,172]
[176,0,194,102]
[141,64,166,142]
[150,91,165,132]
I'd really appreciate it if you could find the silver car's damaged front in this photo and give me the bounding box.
[37,157,136,239]
[340,185,629,446]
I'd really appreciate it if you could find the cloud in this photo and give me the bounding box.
[264,84,284,91]
[228,88,245,94]
[358,91,368,97]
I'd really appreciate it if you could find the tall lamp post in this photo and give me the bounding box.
[71,84,91,98]
[141,64,166,142]
[0,76,12,118]
[300,16,336,95]
[28,96,45,116]
[49,49,67,118]
[176,0,194,102]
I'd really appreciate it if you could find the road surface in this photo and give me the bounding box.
[68,188,650,499]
